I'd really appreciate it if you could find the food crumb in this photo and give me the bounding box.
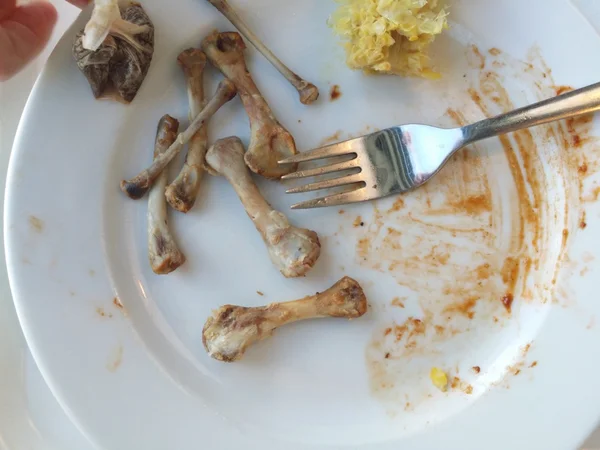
[256,291,264,296]
[113,297,127,316]
[430,367,448,392]
[555,85,573,96]
[353,216,363,227]
[106,345,123,373]
[329,84,342,101]
[529,361,538,368]
[28,215,44,233]
[338,209,345,214]
[96,307,113,319]
[385,352,391,359]
[501,293,514,313]
[391,297,405,308]
[580,211,587,229]
[451,376,461,389]
[113,297,124,309]
[465,385,473,395]
[472,366,481,374]
[587,317,595,330]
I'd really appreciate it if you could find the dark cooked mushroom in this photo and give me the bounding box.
[73,2,154,103]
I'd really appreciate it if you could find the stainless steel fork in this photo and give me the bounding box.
[280,82,600,209]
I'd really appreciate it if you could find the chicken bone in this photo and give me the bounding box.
[202,31,298,179]
[120,79,237,199]
[148,115,186,274]
[165,49,211,213]
[203,277,368,362]
[205,137,320,278]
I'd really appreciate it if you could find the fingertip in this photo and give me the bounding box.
[40,2,58,24]
[0,2,58,80]
[16,2,58,39]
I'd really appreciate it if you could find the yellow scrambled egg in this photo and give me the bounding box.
[430,367,449,391]
[329,0,449,78]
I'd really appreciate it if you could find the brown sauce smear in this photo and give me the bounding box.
[366,43,598,408]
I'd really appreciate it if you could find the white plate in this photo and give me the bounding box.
[6,0,600,449]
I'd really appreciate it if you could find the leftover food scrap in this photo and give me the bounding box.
[73,1,154,102]
[430,367,449,391]
[329,0,448,78]
[202,277,368,362]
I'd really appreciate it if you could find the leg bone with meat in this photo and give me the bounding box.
[165,49,210,213]
[202,32,298,179]
[205,137,320,278]
[203,277,368,362]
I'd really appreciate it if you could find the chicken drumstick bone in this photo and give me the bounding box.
[205,137,320,278]
[203,277,368,362]
[148,115,186,274]
[165,49,210,213]
[120,79,237,199]
[202,32,298,179]
[205,0,319,105]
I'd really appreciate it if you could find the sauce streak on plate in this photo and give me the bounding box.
[363,43,599,413]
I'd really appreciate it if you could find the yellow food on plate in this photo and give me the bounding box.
[329,0,449,78]
[430,367,449,391]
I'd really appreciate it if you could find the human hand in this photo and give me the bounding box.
[0,0,90,81]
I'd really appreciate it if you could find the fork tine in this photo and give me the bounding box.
[278,140,357,165]
[290,187,369,209]
[281,158,360,180]
[286,173,364,194]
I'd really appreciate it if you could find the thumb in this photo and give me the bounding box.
[0,2,57,81]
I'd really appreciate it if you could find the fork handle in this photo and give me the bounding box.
[461,81,600,144]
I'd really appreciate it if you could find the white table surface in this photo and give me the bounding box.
[0,2,598,449]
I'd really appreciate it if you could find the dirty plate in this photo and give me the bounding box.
[5,0,600,449]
